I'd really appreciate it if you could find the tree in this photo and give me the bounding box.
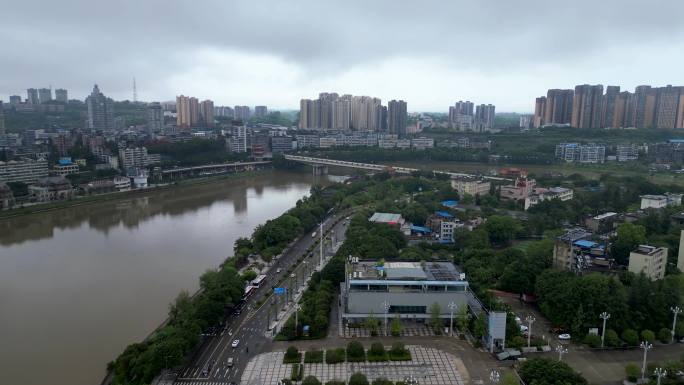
[371,378,393,385]
[519,358,588,385]
[241,269,258,282]
[657,328,671,343]
[640,329,655,343]
[625,363,640,382]
[364,313,380,336]
[429,302,442,333]
[604,329,620,347]
[455,305,470,335]
[349,372,370,385]
[612,223,646,265]
[621,329,639,346]
[346,341,365,361]
[303,376,322,385]
[484,215,521,245]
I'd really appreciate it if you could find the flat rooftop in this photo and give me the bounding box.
[350,261,464,282]
[369,212,403,224]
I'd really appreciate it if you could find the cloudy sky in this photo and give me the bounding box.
[1,1,683,112]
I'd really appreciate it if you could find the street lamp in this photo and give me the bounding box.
[672,306,682,343]
[525,315,536,348]
[640,341,653,381]
[382,300,390,337]
[599,311,611,348]
[654,367,667,385]
[448,302,458,337]
[489,369,500,384]
[294,304,301,336]
[556,345,568,361]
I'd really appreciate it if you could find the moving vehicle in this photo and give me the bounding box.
[231,339,240,348]
[311,231,317,238]
[251,274,267,288]
[227,357,234,367]
[276,268,282,274]
[558,333,571,340]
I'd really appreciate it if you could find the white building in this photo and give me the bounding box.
[616,144,639,162]
[640,193,683,209]
[230,126,248,153]
[411,137,434,150]
[0,158,49,183]
[113,176,131,192]
[628,245,667,280]
[440,221,456,242]
[52,163,79,176]
[451,177,490,197]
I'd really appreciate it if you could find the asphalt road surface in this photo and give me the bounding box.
[169,210,351,385]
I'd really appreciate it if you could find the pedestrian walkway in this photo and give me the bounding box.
[342,320,445,338]
[240,345,465,385]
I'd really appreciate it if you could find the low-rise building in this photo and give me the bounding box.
[0,182,15,209]
[628,245,667,280]
[0,158,49,183]
[640,193,683,209]
[451,177,490,197]
[28,177,73,202]
[369,212,410,235]
[616,144,639,162]
[553,228,611,272]
[341,261,469,322]
[585,212,619,235]
[113,176,131,192]
[500,178,536,201]
[52,162,79,177]
[411,137,434,150]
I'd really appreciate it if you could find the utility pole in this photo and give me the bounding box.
[448,302,457,337]
[526,315,536,348]
[599,311,611,348]
[295,304,301,337]
[640,341,653,381]
[672,306,682,343]
[556,345,568,361]
[319,222,324,268]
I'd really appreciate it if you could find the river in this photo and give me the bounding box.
[0,171,333,385]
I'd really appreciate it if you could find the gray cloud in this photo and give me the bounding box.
[1,0,683,111]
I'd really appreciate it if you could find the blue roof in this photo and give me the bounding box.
[668,139,684,143]
[574,240,599,248]
[441,200,458,207]
[58,157,73,165]
[435,211,453,218]
[350,279,468,286]
[410,225,432,234]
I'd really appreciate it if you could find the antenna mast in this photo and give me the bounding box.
[133,77,138,102]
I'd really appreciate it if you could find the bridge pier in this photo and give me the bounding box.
[312,164,328,175]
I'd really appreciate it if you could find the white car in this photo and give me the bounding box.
[520,325,528,332]
[558,333,571,340]
[231,339,240,348]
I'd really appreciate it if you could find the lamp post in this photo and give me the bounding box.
[640,341,653,381]
[382,300,390,337]
[654,367,667,385]
[556,345,568,361]
[448,302,458,337]
[672,306,682,343]
[489,369,500,384]
[319,222,324,268]
[295,304,301,337]
[525,315,536,348]
[599,311,611,348]
[290,273,296,302]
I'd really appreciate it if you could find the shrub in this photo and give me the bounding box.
[347,341,366,362]
[389,342,412,361]
[582,333,602,348]
[284,346,301,364]
[621,329,639,346]
[604,329,619,347]
[657,328,672,343]
[281,379,293,385]
[641,329,655,343]
[291,363,303,381]
[325,381,346,385]
[368,342,388,362]
[349,372,370,385]
[325,348,346,364]
[509,336,525,349]
[304,350,324,363]
[372,378,393,385]
[625,363,640,382]
[303,375,322,385]
[391,316,402,337]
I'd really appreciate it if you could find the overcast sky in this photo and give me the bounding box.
[1,1,683,112]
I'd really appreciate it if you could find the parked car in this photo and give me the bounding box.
[558,333,571,340]
[231,339,240,348]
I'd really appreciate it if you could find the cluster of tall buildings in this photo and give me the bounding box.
[176,95,214,129]
[298,93,408,135]
[0,101,5,135]
[20,87,68,105]
[534,84,684,129]
[213,105,267,121]
[447,101,495,132]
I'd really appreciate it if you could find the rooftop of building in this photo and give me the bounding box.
[350,261,464,282]
[641,194,668,200]
[369,212,404,224]
[593,212,618,220]
[557,227,592,242]
[631,244,666,256]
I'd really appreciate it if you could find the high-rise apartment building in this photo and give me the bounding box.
[332,98,351,130]
[601,86,620,128]
[388,100,408,137]
[214,106,234,118]
[234,106,251,122]
[351,96,383,131]
[448,101,474,130]
[200,100,215,127]
[27,88,39,105]
[0,101,5,136]
[254,105,268,118]
[533,97,546,128]
[230,125,247,153]
[176,95,200,128]
[474,104,495,132]
[543,89,574,126]
[655,85,682,129]
[86,84,115,132]
[146,102,163,133]
[632,85,652,128]
[9,95,21,105]
[55,89,68,103]
[38,88,52,104]
[571,84,603,129]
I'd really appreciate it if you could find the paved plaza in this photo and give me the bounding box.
[240,345,464,385]
[343,321,439,338]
